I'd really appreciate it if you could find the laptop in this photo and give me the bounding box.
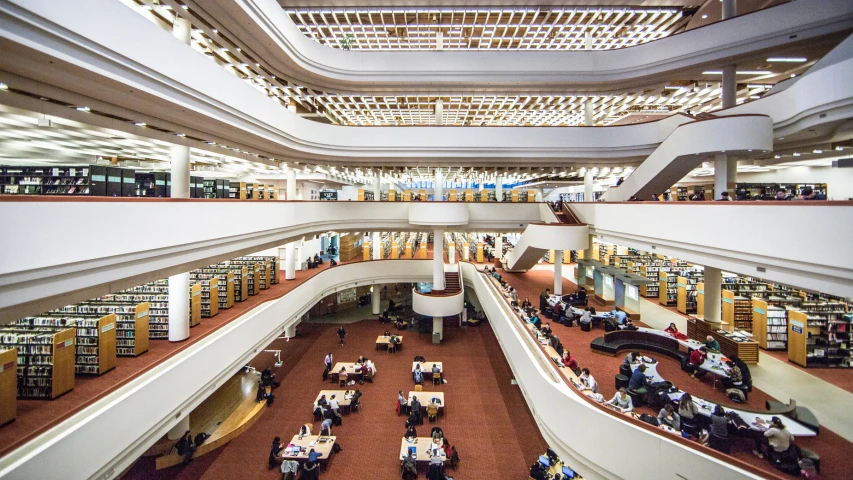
[407,446,417,457]
[538,455,550,467]
[562,466,576,479]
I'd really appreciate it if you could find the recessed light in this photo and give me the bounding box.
[134,122,146,126]
[836,146,844,151]
[767,57,807,63]
[774,155,781,159]
[176,133,186,137]
[0,82,7,90]
[813,149,823,154]
[702,15,708,19]
[181,4,188,10]
[76,106,90,112]
[791,74,797,78]
[793,152,801,156]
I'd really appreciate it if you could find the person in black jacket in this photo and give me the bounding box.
[337,326,346,346]
[732,355,752,391]
[268,436,284,469]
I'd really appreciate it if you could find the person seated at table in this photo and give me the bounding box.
[623,351,643,367]
[329,394,342,415]
[313,254,322,265]
[539,323,552,335]
[521,297,532,309]
[604,387,634,413]
[580,307,593,326]
[562,349,579,372]
[548,333,561,351]
[401,452,418,480]
[404,420,418,440]
[704,335,721,352]
[320,417,333,436]
[752,417,794,460]
[398,390,409,415]
[722,360,743,389]
[529,312,542,329]
[572,288,588,306]
[688,347,708,379]
[611,307,629,325]
[427,449,445,480]
[365,359,377,376]
[731,355,753,391]
[414,367,424,385]
[678,393,699,421]
[709,405,729,441]
[300,423,312,436]
[316,394,329,407]
[339,367,349,384]
[578,368,599,394]
[628,364,660,395]
[552,302,564,320]
[301,452,322,480]
[658,404,681,430]
[664,322,689,340]
[431,363,441,377]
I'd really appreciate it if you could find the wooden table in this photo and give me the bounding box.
[376,335,403,350]
[279,435,337,471]
[399,437,447,462]
[412,361,443,383]
[330,362,363,382]
[408,391,445,416]
[315,390,354,413]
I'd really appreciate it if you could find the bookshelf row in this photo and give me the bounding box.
[0,165,279,199]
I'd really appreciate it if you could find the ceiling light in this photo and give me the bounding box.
[793,152,801,156]
[701,15,708,19]
[180,4,188,10]
[134,122,146,126]
[790,74,797,78]
[813,149,823,154]
[76,106,90,112]
[766,57,807,63]
[176,133,186,137]
[0,82,7,90]
[774,155,781,159]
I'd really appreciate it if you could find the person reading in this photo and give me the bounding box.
[604,387,634,413]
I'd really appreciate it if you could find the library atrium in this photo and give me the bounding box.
[0,0,852,479]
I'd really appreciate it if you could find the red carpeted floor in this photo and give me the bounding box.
[501,267,852,479]
[0,253,387,458]
[125,315,548,480]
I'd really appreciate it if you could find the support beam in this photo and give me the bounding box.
[435,168,444,201]
[433,228,445,290]
[704,266,722,323]
[168,272,190,342]
[722,64,737,109]
[170,145,190,199]
[722,0,737,20]
[372,231,381,260]
[286,169,296,201]
[496,176,503,202]
[285,243,296,280]
[584,99,594,126]
[714,154,737,199]
[584,171,594,202]
[372,286,381,315]
[554,250,563,295]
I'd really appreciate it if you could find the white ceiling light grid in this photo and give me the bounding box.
[285,7,690,51]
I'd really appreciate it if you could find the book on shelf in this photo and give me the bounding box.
[0,327,76,399]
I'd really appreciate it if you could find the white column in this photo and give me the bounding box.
[433,228,445,290]
[287,169,296,201]
[168,272,190,342]
[722,0,737,20]
[704,266,722,323]
[434,168,444,201]
[436,30,444,51]
[722,64,737,109]
[584,99,594,126]
[495,176,503,202]
[584,31,593,50]
[584,171,594,201]
[170,144,190,199]
[435,98,444,125]
[433,316,444,341]
[448,242,455,264]
[495,233,503,263]
[373,176,381,201]
[167,414,190,440]
[714,154,737,198]
[172,17,191,45]
[372,231,381,259]
[285,243,296,280]
[372,286,381,315]
[554,250,563,295]
[285,321,297,338]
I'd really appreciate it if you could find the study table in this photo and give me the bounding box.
[279,435,337,471]
[408,391,445,416]
[376,335,403,350]
[627,358,814,437]
[412,362,443,382]
[399,437,447,462]
[314,390,353,413]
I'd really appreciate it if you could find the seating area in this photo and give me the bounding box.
[590,330,689,364]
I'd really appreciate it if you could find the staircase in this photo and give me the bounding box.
[444,272,461,294]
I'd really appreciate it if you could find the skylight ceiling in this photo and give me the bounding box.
[285,7,692,50]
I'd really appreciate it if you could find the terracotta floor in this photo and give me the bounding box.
[0,253,382,458]
[502,267,853,479]
[125,316,548,480]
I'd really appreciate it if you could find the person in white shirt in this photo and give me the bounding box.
[366,359,376,375]
[329,395,340,413]
[324,353,333,370]
[578,368,599,394]
[604,387,634,413]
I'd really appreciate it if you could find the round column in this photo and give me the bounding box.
[554,250,563,295]
[168,272,190,342]
[584,171,594,202]
[285,243,296,280]
[372,286,381,315]
[433,228,445,290]
[170,145,190,199]
[434,168,444,201]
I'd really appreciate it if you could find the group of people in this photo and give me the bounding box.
[412,362,441,385]
[306,253,324,269]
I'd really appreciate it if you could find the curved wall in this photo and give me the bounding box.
[221,0,852,94]
[408,202,469,225]
[0,259,769,480]
[412,289,465,317]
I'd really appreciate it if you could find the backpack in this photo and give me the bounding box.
[194,433,209,446]
[638,413,659,426]
[726,388,746,403]
[604,318,619,332]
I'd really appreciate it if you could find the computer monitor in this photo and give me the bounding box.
[562,466,576,479]
[407,446,417,457]
[538,455,550,466]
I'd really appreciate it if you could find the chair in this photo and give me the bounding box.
[426,404,439,423]
[615,374,629,391]
[339,376,347,387]
[433,372,442,385]
[627,388,646,407]
[387,343,396,354]
[415,384,423,392]
[619,364,632,378]
[680,417,700,438]
[364,370,374,383]
[351,398,361,413]
[708,433,730,454]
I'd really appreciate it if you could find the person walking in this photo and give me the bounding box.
[337,326,346,346]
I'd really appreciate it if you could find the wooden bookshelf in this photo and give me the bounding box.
[238,257,273,289]
[788,302,851,368]
[223,261,259,296]
[696,282,705,318]
[105,285,170,339]
[194,269,235,309]
[190,283,202,327]
[230,266,249,302]
[677,276,700,314]
[17,315,117,376]
[0,348,16,424]
[189,275,219,318]
[58,301,149,357]
[687,316,759,364]
[658,271,671,306]
[338,234,362,262]
[0,327,76,399]
[787,310,810,367]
